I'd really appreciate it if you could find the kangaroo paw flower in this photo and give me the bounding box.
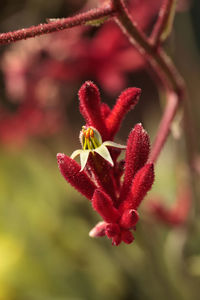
[57,82,155,246]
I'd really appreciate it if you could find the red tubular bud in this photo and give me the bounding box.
[120,209,139,229]
[105,223,120,238]
[101,102,111,119]
[92,189,120,223]
[57,153,96,200]
[120,123,150,200]
[78,81,108,140]
[106,87,141,139]
[89,221,107,237]
[111,235,122,246]
[121,229,134,244]
[122,163,154,211]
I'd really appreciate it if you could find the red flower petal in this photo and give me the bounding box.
[120,124,150,200]
[78,81,108,140]
[105,223,120,238]
[92,189,120,223]
[147,187,191,226]
[111,235,122,246]
[121,229,134,244]
[87,154,117,201]
[101,102,111,119]
[121,163,154,210]
[106,87,141,139]
[120,209,139,229]
[57,153,96,200]
[89,221,107,237]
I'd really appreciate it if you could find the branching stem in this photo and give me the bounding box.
[112,0,185,162]
[0,5,116,44]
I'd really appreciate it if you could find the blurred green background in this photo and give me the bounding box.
[0,1,200,299]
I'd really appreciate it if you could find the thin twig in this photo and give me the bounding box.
[0,6,116,44]
[111,0,186,165]
[149,91,179,163]
[112,0,184,96]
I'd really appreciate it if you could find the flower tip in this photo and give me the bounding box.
[121,230,134,244]
[122,87,141,106]
[130,87,142,98]
[79,80,100,100]
[56,153,65,165]
[89,221,107,237]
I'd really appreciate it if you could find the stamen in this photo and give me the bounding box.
[90,128,94,137]
[85,129,90,139]
[83,137,87,150]
[91,136,98,149]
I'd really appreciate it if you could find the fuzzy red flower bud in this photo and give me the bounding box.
[101,102,111,119]
[111,235,122,246]
[121,229,134,244]
[87,155,117,201]
[147,187,191,226]
[89,221,107,237]
[57,153,96,200]
[120,123,150,200]
[78,81,108,139]
[92,189,120,223]
[106,87,141,139]
[105,223,120,238]
[122,163,154,211]
[120,209,139,229]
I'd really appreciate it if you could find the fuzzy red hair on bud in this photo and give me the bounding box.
[57,153,96,200]
[92,189,120,223]
[120,209,139,229]
[106,87,141,139]
[121,229,134,244]
[101,102,111,119]
[89,221,107,237]
[122,163,154,211]
[120,123,150,200]
[78,81,108,140]
[92,189,119,223]
[105,223,120,238]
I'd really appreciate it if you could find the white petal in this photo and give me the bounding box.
[80,150,90,171]
[70,149,83,159]
[102,141,126,149]
[94,145,114,166]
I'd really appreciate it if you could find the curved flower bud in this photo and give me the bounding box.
[78,81,108,140]
[89,221,107,237]
[106,87,141,139]
[57,153,97,200]
[120,209,139,229]
[121,163,155,211]
[92,189,120,223]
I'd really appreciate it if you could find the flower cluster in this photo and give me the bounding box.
[57,81,154,245]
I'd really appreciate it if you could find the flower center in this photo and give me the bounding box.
[80,126,102,150]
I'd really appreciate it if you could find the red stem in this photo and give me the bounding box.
[112,0,185,163]
[0,6,116,44]
[149,92,179,163]
[112,0,184,95]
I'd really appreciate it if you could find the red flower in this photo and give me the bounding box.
[146,187,191,226]
[57,81,154,245]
